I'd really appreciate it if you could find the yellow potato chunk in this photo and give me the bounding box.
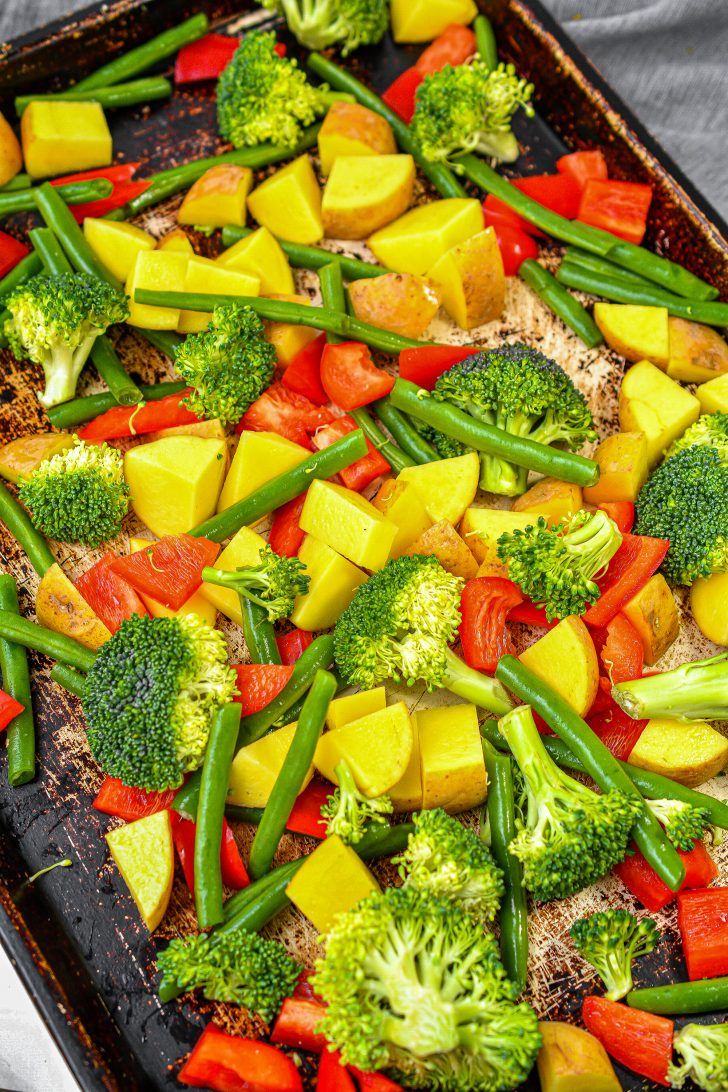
[404,520,478,579]
[388,717,423,812]
[247,155,323,245]
[372,478,433,558]
[690,572,728,647]
[106,811,174,931]
[628,717,728,788]
[667,317,728,383]
[148,419,227,444]
[218,431,309,513]
[129,537,216,626]
[513,478,583,522]
[519,616,599,717]
[369,198,484,275]
[314,702,414,797]
[124,436,227,538]
[178,164,252,228]
[326,688,387,731]
[37,563,111,651]
[460,507,547,574]
[582,431,650,505]
[265,293,319,365]
[416,703,487,813]
[594,303,669,366]
[177,257,259,334]
[198,526,266,624]
[349,272,440,339]
[84,218,155,283]
[428,228,505,329]
[318,101,396,175]
[300,479,397,571]
[218,226,295,295]
[228,722,313,808]
[619,360,700,465]
[0,432,73,485]
[537,1022,621,1092]
[622,574,679,665]
[391,0,478,41]
[322,155,415,239]
[286,834,380,933]
[21,101,111,179]
[0,110,23,187]
[126,249,188,330]
[697,372,728,414]
[157,228,194,255]
[397,452,480,525]
[291,535,367,630]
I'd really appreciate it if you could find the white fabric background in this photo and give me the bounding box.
[0,1,725,1090]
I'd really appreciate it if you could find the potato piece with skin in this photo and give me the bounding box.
[178,164,252,228]
[537,1022,621,1092]
[0,111,23,187]
[627,717,728,788]
[372,478,433,558]
[460,507,549,573]
[416,703,487,813]
[0,433,73,485]
[404,519,478,579]
[398,452,480,526]
[690,572,728,646]
[228,722,313,807]
[198,526,266,624]
[314,702,413,797]
[299,480,397,571]
[218,430,309,513]
[218,226,295,296]
[291,535,367,631]
[247,156,323,245]
[618,360,700,465]
[427,228,505,330]
[326,688,387,731]
[148,419,227,444]
[519,616,599,717]
[667,317,728,383]
[622,574,680,665]
[286,835,380,933]
[318,101,397,175]
[124,436,227,539]
[697,372,728,414]
[322,155,415,240]
[22,101,111,179]
[265,293,319,365]
[582,431,650,504]
[513,477,583,523]
[388,717,423,812]
[36,563,111,651]
[106,811,174,932]
[369,198,484,276]
[391,0,478,42]
[594,304,669,367]
[84,218,155,283]
[348,273,440,339]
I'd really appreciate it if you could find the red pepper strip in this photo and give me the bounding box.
[582,996,673,1086]
[512,173,583,220]
[483,194,546,239]
[678,887,728,980]
[77,389,198,442]
[592,612,644,684]
[76,551,147,634]
[92,777,176,821]
[277,629,313,665]
[317,1049,356,1092]
[587,696,646,760]
[487,220,539,276]
[614,841,718,913]
[0,231,29,280]
[178,1024,303,1092]
[174,33,241,83]
[68,180,151,222]
[110,535,219,611]
[312,415,389,492]
[268,493,307,558]
[293,969,321,1001]
[398,345,477,390]
[349,1069,404,1092]
[382,67,423,123]
[271,996,327,1054]
[598,500,635,534]
[507,601,558,629]
[171,814,249,892]
[556,150,608,193]
[282,332,328,405]
[239,382,334,448]
[577,179,653,246]
[52,164,141,185]
[415,24,477,73]
[233,664,295,717]
[286,779,332,839]
[320,342,394,411]
[459,577,523,674]
[582,532,669,628]
[0,689,24,732]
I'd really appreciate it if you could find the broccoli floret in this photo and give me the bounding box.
[669,1022,728,1092]
[261,0,388,55]
[395,808,504,925]
[313,885,541,1090]
[84,614,238,790]
[667,412,728,460]
[202,545,309,623]
[157,929,299,1021]
[411,61,534,167]
[432,344,596,496]
[333,555,513,714]
[570,909,659,1001]
[19,438,129,547]
[321,760,393,844]
[646,798,712,850]
[174,304,276,426]
[496,509,622,622]
[635,444,728,586]
[499,705,641,901]
[217,30,334,149]
[4,272,129,407]
[415,420,469,460]
[612,651,728,723]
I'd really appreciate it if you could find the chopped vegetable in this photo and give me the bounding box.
[312,415,391,492]
[174,32,241,84]
[646,798,712,850]
[0,575,35,786]
[178,1025,303,1092]
[262,0,388,56]
[459,576,522,673]
[382,68,423,124]
[320,341,395,410]
[678,887,728,981]
[614,840,717,913]
[582,531,669,628]
[106,810,174,932]
[556,149,608,191]
[669,1023,728,1092]
[92,777,175,822]
[76,552,147,634]
[570,909,659,1000]
[613,652,728,723]
[577,179,653,245]
[582,996,673,1086]
[321,759,393,844]
[203,545,309,624]
[111,536,219,612]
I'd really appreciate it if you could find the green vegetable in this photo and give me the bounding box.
[570,909,659,1001]
[241,599,281,667]
[34,182,122,290]
[84,614,237,790]
[0,612,95,672]
[349,407,414,473]
[474,14,498,72]
[50,663,87,699]
[669,1023,728,1092]
[519,259,604,348]
[47,380,186,430]
[373,398,439,463]
[668,413,728,460]
[321,759,393,845]
[28,226,72,277]
[19,439,128,548]
[203,546,309,624]
[0,481,55,577]
[613,651,728,723]
[562,247,656,288]
[0,575,35,787]
[646,798,712,850]
[15,77,171,115]
[194,703,241,928]
[0,174,31,192]
[262,0,388,55]
[0,179,112,219]
[395,807,503,925]
[497,509,622,621]
[628,978,728,1015]
[313,884,541,1087]
[74,13,209,91]
[221,225,394,279]
[0,252,42,300]
[319,260,346,344]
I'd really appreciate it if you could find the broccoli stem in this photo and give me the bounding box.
[443,648,513,714]
[612,653,728,722]
[221,226,395,280]
[519,259,604,349]
[15,77,172,116]
[74,13,209,91]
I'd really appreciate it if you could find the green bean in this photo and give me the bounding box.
[356,821,414,860]
[34,182,122,289]
[275,667,346,726]
[221,226,394,279]
[482,740,528,991]
[29,227,72,275]
[373,398,439,464]
[50,663,87,699]
[194,703,241,928]
[495,655,685,891]
[519,259,603,348]
[15,77,172,116]
[0,179,112,220]
[319,261,346,344]
[627,978,728,1015]
[563,247,656,288]
[241,599,281,666]
[135,329,182,359]
[0,576,35,786]
[390,378,600,487]
[74,14,209,92]
[0,482,55,577]
[189,430,368,542]
[0,174,31,192]
[0,253,42,299]
[248,670,336,879]
[0,611,96,673]
[474,15,498,70]
[47,380,186,429]
[458,155,718,301]
[307,54,466,200]
[349,407,415,473]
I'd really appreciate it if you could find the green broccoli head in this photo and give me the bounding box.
[396,808,504,925]
[321,759,393,845]
[19,438,129,547]
[570,909,659,1001]
[261,0,388,55]
[5,272,129,407]
[174,304,276,426]
[433,344,596,496]
[647,798,712,851]
[217,30,333,149]
[157,929,299,1021]
[669,1022,728,1092]
[496,509,622,622]
[499,705,642,901]
[667,412,728,460]
[313,885,541,1090]
[202,545,309,623]
[415,421,470,461]
[84,613,238,790]
[411,61,534,167]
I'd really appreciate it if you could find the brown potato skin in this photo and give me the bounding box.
[667,316,728,383]
[622,574,679,665]
[512,477,582,522]
[537,1022,621,1092]
[404,520,478,579]
[349,272,441,339]
[318,101,396,175]
[36,564,111,651]
[628,717,728,788]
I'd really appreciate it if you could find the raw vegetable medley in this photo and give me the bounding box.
[0,2,726,1090]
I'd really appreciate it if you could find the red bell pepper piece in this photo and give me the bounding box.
[171,814,249,892]
[512,173,582,220]
[587,691,646,760]
[382,67,423,123]
[349,1069,404,1092]
[598,500,635,534]
[277,629,313,665]
[110,535,219,611]
[76,551,148,634]
[92,777,176,821]
[483,194,541,237]
[282,332,328,405]
[268,494,307,558]
[317,1050,356,1092]
[233,664,295,716]
[398,345,477,390]
[239,382,334,448]
[312,415,390,492]
[615,841,718,913]
[293,968,320,1001]
[415,24,477,73]
[0,231,29,280]
[320,342,394,410]
[577,179,653,245]
[592,612,644,683]
[174,33,241,83]
[271,996,327,1053]
[178,1024,303,1092]
[583,532,669,628]
[678,887,728,980]
[459,577,523,674]
[0,689,24,731]
[582,996,673,1086]
[51,164,151,222]
[286,779,332,839]
[487,220,539,276]
[556,150,608,192]
[77,389,199,442]
[507,601,558,629]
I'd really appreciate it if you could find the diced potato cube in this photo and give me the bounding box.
[228,722,313,807]
[416,703,487,813]
[628,718,728,788]
[265,293,319,365]
[21,101,111,179]
[124,436,227,538]
[372,478,433,557]
[621,574,679,665]
[248,155,323,245]
[667,317,728,383]
[218,226,295,295]
[594,303,670,367]
[300,479,397,571]
[318,101,396,175]
[198,526,266,624]
[513,477,583,522]
[537,1021,621,1092]
[106,811,174,932]
[391,0,478,42]
[125,250,188,330]
[178,165,252,228]
[348,273,441,340]
[582,431,650,504]
[37,563,111,651]
[129,537,216,625]
[619,360,700,464]
[84,218,155,283]
[388,716,423,812]
[286,834,380,932]
[369,198,484,275]
[322,154,415,240]
[398,452,480,526]
[291,535,367,630]
[326,688,387,731]
[404,520,478,579]
[218,430,309,513]
[0,432,73,485]
[0,110,23,187]
[157,228,194,255]
[427,228,505,329]
[460,507,547,574]
[690,572,728,647]
[519,617,599,717]
[697,372,728,414]
[314,702,413,797]
[177,257,259,334]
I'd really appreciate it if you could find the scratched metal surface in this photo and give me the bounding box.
[0,2,727,1090]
